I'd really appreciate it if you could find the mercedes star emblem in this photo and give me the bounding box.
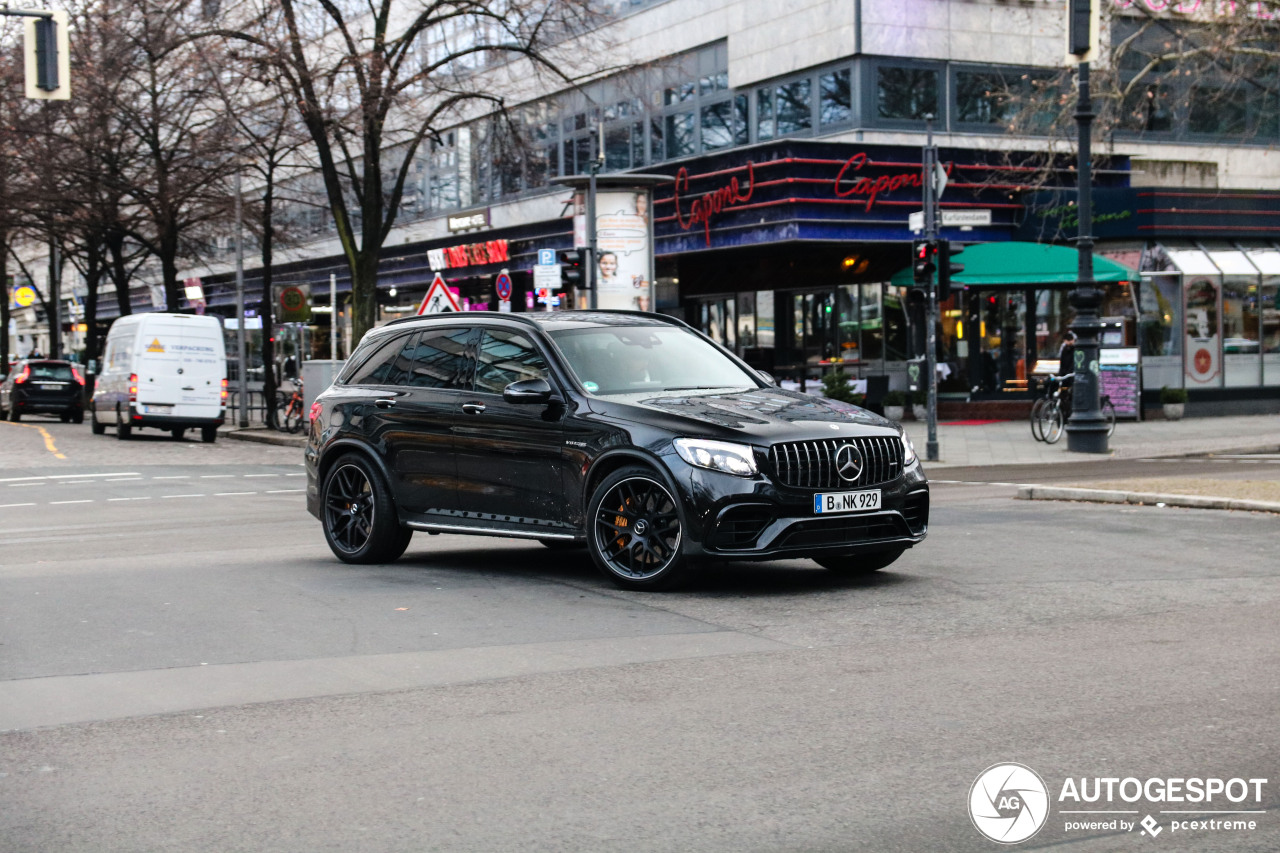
[835,443,863,483]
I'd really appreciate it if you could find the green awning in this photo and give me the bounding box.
[890,241,1139,288]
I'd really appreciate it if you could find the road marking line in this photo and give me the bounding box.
[60,480,97,485]
[266,489,304,494]
[0,503,36,508]
[0,421,66,459]
[214,492,257,496]
[0,472,140,482]
[161,494,205,499]
[105,477,143,482]
[51,500,94,505]
[285,473,305,477]
[153,475,190,480]
[200,475,235,479]
[8,483,44,488]
[243,474,280,478]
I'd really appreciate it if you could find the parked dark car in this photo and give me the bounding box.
[0,359,85,423]
[305,311,929,590]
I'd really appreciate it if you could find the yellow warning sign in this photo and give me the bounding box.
[146,338,165,353]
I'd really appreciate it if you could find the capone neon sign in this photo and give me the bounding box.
[672,162,755,246]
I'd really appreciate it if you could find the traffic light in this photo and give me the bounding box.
[23,11,70,101]
[912,240,936,287]
[936,240,965,302]
[559,249,582,287]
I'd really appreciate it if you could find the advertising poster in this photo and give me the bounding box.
[1184,277,1220,387]
[595,190,652,311]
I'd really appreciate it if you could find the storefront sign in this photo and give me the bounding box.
[447,208,489,232]
[673,163,754,247]
[833,152,936,210]
[426,239,509,271]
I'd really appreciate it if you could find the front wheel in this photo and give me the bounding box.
[815,547,906,575]
[1041,401,1065,444]
[587,466,693,591]
[321,454,412,564]
[1029,398,1048,442]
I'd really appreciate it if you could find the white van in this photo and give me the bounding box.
[91,313,227,442]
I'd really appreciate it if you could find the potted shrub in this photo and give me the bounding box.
[1160,386,1188,420]
[911,389,928,421]
[882,390,906,421]
[820,371,865,407]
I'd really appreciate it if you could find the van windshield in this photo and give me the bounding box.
[548,326,758,396]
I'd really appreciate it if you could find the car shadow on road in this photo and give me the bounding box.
[394,542,919,597]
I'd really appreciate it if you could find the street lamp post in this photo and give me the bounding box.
[1065,59,1109,453]
[234,172,249,429]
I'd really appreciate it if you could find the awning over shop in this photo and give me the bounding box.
[891,241,1139,288]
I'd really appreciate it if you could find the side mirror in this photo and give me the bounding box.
[503,377,553,404]
[756,369,777,387]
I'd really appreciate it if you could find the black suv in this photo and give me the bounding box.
[305,311,928,590]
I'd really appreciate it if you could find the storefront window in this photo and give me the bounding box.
[756,88,774,140]
[755,291,775,348]
[955,71,1008,125]
[883,285,911,362]
[665,112,695,159]
[1137,274,1181,357]
[860,284,884,361]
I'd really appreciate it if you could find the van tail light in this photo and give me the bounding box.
[220,378,228,404]
[13,365,30,384]
[71,366,84,385]
[128,373,138,402]
[309,401,322,423]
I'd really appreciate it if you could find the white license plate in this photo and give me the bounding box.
[38,383,62,390]
[143,404,174,414]
[814,489,881,514]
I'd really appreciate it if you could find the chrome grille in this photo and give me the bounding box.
[768,436,903,489]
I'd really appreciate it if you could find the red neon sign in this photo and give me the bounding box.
[833,152,950,210]
[673,162,755,246]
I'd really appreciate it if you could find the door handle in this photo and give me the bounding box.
[375,398,396,409]
[461,403,486,415]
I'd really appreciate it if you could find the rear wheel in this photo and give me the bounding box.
[285,408,304,434]
[1029,398,1047,441]
[116,404,130,439]
[90,405,105,435]
[8,405,20,422]
[171,427,187,441]
[587,466,693,591]
[1103,399,1117,437]
[321,454,412,564]
[70,408,84,424]
[201,425,217,443]
[60,412,71,423]
[815,547,906,575]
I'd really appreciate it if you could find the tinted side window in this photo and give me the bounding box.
[347,333,417,386]
[403,328,474,389]
[474,329,549,394]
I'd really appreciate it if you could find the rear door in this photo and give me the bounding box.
[135,320,224,419]
[352,327,475,516]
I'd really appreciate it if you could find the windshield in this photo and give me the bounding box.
[29,362,74,381]
[548,326,758,395]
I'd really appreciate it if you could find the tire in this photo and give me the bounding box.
[8,405,20,422]
[171,427,187,441]
[1029,398,1048,442]
[201,425,218,443]
[91,406,105,435]
[539,538,585,550]
[60,412,71,423]
[815,547,906,575]
[1042,401,1065,444]
[587,465,693,591]
[116,404,130,440]
[71,408,84,424]
[285,408,304,434]
[321,454,413,564]
[1103,400,1117,438]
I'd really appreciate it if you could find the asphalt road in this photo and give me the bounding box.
[1,417,1277,852]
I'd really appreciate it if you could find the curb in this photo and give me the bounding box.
[226,429,307,448]
[1016,485,1280,514]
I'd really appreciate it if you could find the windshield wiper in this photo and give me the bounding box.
[661,385,743,391]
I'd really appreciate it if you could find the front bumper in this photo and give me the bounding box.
[668,455,929,561]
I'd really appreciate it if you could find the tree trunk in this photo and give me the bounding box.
[260,169,278,429]
[0,231,10,372]
[108,233,134,318]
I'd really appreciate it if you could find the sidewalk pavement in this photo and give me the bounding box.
[900,413,1280,468]
[230,413,1280,466]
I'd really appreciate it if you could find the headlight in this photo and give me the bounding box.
[900,430,918,466]
[673,438,758,477]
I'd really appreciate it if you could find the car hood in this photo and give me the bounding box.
[591,386,899,442]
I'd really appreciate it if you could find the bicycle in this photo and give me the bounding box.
[276,377,305,434]
[1031,376,1116,444]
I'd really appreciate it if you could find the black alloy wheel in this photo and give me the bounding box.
[587,466,691,590]
[814,547,906,575]
[321,454,412,564]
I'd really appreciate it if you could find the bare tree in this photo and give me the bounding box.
[203,0,600,342]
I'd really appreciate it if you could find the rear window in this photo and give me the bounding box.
[29,363,74,381]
